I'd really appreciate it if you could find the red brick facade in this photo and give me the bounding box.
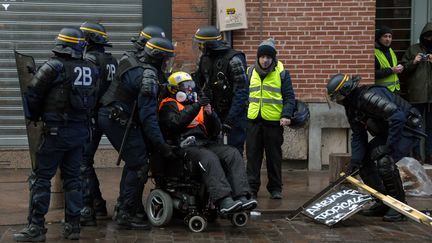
[172,0,376,102]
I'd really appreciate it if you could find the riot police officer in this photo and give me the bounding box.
[112,25,166,225]
[14,27,99,241]
[326,73,423,222]
[98,36,175,229]
[78,21,118,226]
[193,26,248,154]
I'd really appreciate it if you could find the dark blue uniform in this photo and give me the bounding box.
[80,45,118,220]
[25,56,99,228]
[195,48,248,154]
[343,85,422,204]
[98,52,166,227]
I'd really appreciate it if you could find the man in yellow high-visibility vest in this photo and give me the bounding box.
[246,38,296,200]
[374,26,403,93]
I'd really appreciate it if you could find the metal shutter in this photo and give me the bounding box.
[0,0,142,147]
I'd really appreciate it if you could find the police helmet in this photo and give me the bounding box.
[52,27,86,59]
[144,37,174,59]
[80,21,111,46]
[326,73,361,103]
[289,100,310,128]
[133,25,165,49]
[193,26,224,50]
[167,71,195,94]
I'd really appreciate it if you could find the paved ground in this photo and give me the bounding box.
[0,166,431,242]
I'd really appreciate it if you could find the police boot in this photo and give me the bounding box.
[63,217,80,240]
[359,201,389,217]
[383,208,406,222]
[80,206,97,226]
[13,224,47,242]
[115,209,151,230]
[93,198,108,218]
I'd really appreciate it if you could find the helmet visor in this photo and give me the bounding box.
[161,56,175,74]
[328,92,345,104]
[192,39,204,67]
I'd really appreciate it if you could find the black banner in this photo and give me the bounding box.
[303,188,373,226]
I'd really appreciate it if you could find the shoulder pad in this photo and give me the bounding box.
[45,58,64,73]
[84,52,100,65]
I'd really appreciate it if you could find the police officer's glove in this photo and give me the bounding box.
[159,143,177,161]
[370,145,392,161]
[347,162,361,176]
[198,94,211,107]
[222,123,232,134]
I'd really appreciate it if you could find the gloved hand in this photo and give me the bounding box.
[222,123,232,134]
[370,145,392,161]
[347,162,361,176]
[198,94,211,107]
[159,143,177,161]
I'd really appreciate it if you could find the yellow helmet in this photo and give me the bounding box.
[167,71,195,94]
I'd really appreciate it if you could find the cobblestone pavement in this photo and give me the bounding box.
[0,167,431,242]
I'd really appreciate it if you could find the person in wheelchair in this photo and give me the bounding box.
[158,71,257,214]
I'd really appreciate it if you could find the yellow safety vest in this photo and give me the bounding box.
[247,61,284,121]
[374,48,400,92]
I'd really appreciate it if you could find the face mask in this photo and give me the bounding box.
[176,91,197,103]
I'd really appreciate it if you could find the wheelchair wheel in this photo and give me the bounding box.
[145,189,173,226]
[231,212,248,227]
[188,215,207,233]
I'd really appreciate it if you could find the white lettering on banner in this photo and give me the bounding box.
[314,196,371,220]
[306,189,364,215]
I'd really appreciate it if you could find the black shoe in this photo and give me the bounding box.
[218,197,242,214]
[80,206,97,226]
[115,210,151,230]
[360,202,389,217]
[93,198,108,218]
[383,208,407,222]
[270,191,282,199]
[13,224,47,242]
[238,196,258,210]
[62,222,80,240]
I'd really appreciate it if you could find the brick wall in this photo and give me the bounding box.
[172,0,376,102]
[172,0,210,72]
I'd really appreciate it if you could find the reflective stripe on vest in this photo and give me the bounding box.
[159,97,206,129]
[374,48,400,92]
[247,61,284,121]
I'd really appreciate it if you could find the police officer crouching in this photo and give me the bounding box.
[98,36,176,229]
[14,27,99,241]
[326,73,423,222]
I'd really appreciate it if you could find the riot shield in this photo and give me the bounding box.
[14,50,43,170]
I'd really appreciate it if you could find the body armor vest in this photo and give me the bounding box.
[85,51,118,102]
[198,49,244,118]
[100,52,156,106]
[44,57,98,120]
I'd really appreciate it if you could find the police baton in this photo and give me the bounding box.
[115,101,137,166]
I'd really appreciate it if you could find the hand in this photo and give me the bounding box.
[203,104,212,115]
[198,94,211,107]
[280,118,291,126]
[392,64,404,74]
[159,143,177,161]
[347,163,361,176]
[370,145,391,161]
[222,123,232,134]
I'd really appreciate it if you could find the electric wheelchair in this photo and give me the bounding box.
[145,136,249,232]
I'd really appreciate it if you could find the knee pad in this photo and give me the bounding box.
[376,155,395,177]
